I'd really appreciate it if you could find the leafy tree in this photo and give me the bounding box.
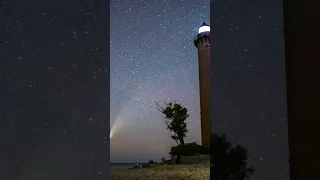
[170,142,210,156]
[156,101,189,145]
[211,134,255,180]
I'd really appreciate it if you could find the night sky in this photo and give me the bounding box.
[111,0,290,179]
[0,0,110,179]
[211,0,289,180]
[0,0,289,180]
[110,0,209,163]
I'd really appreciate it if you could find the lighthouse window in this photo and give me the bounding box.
[199,26,210,33]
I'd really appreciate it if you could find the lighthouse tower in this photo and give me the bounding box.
[194,23,210,148]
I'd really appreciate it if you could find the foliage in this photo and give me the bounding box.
[148,160,155,164]
[170,142,210,156]
[156,101,189,145]
[211,134,255,180]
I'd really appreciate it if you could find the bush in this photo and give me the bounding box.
[148,160,156,164]
[170,142,210,156]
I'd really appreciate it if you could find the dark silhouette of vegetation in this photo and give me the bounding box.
[211,134,255,180]
[161,157,167,163]
[170,142,210,156]
[156,102,253,179]
[156,101,189,145]
[148,160,156,164]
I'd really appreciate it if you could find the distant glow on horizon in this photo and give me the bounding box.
[199,25,210,33]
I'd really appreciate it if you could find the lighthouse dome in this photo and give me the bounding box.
[198,22,210,34]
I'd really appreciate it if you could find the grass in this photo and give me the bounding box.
[111,164,210,180]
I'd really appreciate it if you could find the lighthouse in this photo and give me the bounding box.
[194,23,210,148]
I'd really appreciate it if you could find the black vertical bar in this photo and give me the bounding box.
[283,0,320,179]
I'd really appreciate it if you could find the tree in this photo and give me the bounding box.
[211,134,255,180]
[156,101,189,145]
[170,142,210,156]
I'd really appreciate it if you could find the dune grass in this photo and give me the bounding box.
[111,164,210,180]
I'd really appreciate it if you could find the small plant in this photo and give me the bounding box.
[161,157,166,163]
[148,160,155,164]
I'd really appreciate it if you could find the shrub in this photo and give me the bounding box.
[170,142,210,156]
[148,160,155,164]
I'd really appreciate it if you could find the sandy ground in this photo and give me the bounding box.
[111,164,210,180]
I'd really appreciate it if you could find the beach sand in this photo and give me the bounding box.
[111,164,210,180]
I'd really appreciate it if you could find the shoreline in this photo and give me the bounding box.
[111,163,210,180]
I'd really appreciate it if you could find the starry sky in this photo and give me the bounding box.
[110,0,209,163]
[0,0,110,179]
[0,0,289,179]
[110,0,290,178]
[211,0,289,180]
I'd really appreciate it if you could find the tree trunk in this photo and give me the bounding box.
[174,139,179,145]
[179,138,184,145]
